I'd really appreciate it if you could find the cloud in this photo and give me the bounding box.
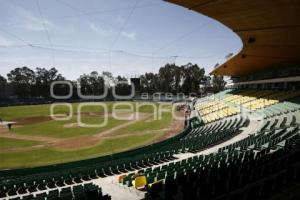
[0,34,14,46]
[121,31,136,40]
[88,22,114,37]
[13,4,56,31]
[116,15,125,24]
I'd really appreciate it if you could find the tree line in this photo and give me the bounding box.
[0,63,225,99]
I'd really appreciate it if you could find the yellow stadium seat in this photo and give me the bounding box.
[132,175,147,189]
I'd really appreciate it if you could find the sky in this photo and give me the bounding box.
[0,0,242,80]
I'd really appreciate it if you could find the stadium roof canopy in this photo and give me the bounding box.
[167,0,300,77]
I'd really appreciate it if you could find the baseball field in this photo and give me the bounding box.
[0,102,184,169]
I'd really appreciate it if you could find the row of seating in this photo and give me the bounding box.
[144,117,247,155]
[183,117,248,153]
[202,107,239,124]
[0,151,177,199]
[195,99,240,123]
[140,89,300,199]
[224,89,300,111]
[145,141,300,200]
[143,126,299,200]
[225,90,273,104]
[119,117,249,187]
[7,183,110,200]
[262,101,300,117]
[186,116,246,138]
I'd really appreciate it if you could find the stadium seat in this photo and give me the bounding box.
[132,175,147,189]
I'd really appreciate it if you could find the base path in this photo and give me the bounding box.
[0,112,183,151]
[0,131,61,143]
[53,113,154,149]
[95,113,153,139]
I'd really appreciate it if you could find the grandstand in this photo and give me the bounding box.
[1,0,300,200]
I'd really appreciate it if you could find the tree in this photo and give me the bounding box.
[114,76,131,97]
[0,75,7,98]
[201,75,212,94]
[7,67,36,97]
[172,66,182,93]
[140,72,159,94]
[180,63,205,94]
[212,75,226,92]
[102,71,115,87]
[180,64,192,94]
[140,63,206,95]
[78,71,105,96]
[35,67,64,97]
[0,75,7,87]
[157,63,175,93]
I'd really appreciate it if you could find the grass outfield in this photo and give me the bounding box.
[0,102,181,169]
[0,138,40,149]
[13,116,127,138]
[0,101,162,121]
[0,133,164,169]
[111,112,173,136]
